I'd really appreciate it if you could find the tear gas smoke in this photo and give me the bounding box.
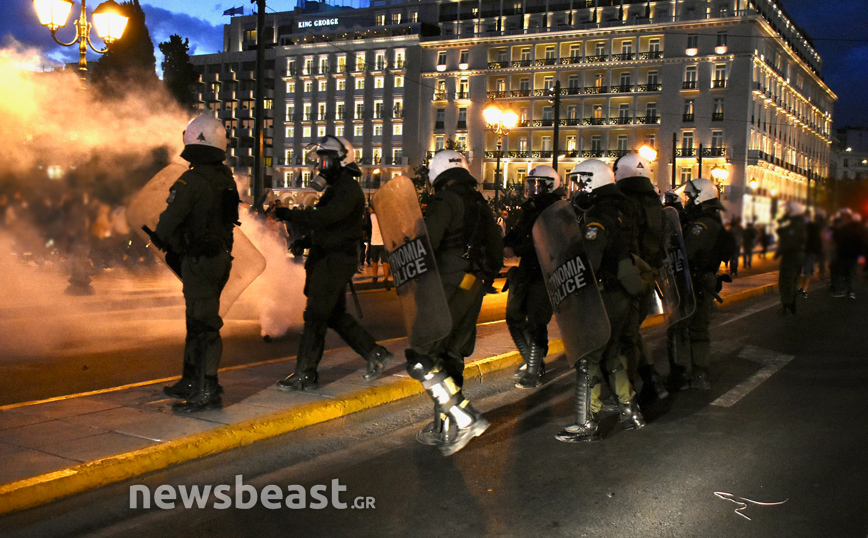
[238,211,306,339]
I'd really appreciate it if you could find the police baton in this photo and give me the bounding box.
[696,275,725,304]
[349,281,363,318]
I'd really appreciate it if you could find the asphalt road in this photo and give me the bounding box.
[0,271,507,406]
[3,280,867,538]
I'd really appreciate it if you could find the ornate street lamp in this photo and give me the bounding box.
[710,164,729,185]
[483,103,518,208]
[33,0,128,81]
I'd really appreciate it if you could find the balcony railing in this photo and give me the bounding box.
[584,118,606,125]
[455,91,470,99]
[585,55,608,63]
[637,83,661,92]
[637,51,663,60]
[682,80,698,89]
[613,116,632,124]
[712,112,725,121]
[487,61,509,69]
[611,84,634,93]
[702,147,727,157]
[512,59,534,67]
[611,53,635,61]
[675,148,696,157]
[683,113,695,122]
[712,79,727,88]
[433,91,447,100]
[636,115,660,124]
[511,89,532,97]
[535,58,558,66]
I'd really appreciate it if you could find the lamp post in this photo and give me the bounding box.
[483,103,518,208]
[33,0,128,82]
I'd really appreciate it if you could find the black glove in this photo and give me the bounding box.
[715,273,732,293]
[290,237,311,257]
[273,206,293,221]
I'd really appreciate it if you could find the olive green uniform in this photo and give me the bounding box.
[155,164,237,379]
[675,204,724,380]
[776,214,807,313]
[575,184,638,414]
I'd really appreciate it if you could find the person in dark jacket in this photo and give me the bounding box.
[406,150,493,455]
[742,221,758,269]
[799,210,824,298]
[273,136,392,390]
[154,115,239,413]
[557,159,645,443]
[830,209,865,299]
[613,153,668,403]
[775,201,807,315]
[670,178,727,390]
[503,165,565,389]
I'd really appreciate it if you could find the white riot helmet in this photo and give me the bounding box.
[306,135,354,191]
[183,115,227,151]
[567,159,615,199]
[613,153,651,181]
[679,178,723,208]
[428,150,469,186]
[784,201,805,217]
[525,165,561,197]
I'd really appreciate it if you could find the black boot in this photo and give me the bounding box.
[278,330,323,391]
[556,366,600,443]
[516,342,545,389]
[363,345,393,382]
[637,364,669,404]
[164,362,224,399]
[509,326,531,379]
[689,368,711,390]
[276,371,319,391]
[173,376,222,413]
[416,405,452,446]
[163,361,196,399]
[617,397,646,430]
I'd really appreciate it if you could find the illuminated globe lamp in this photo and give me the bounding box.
[710,164,729,185]
[482,103,519,207]
[32,0,128,80]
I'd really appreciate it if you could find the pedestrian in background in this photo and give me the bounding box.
[728,217,744,276]
[775,202,807,315]
[759,226,771,259]
[799,209,824,298]
[831,209,864,299]
[742,220,758,269]
[367,203,391,290]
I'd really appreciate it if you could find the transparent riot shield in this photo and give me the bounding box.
[661,206,696,325]
[533,200,610,367]
[126,163,266,317]
[371,176,452,348]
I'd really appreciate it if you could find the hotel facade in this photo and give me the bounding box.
[190,0,835,222]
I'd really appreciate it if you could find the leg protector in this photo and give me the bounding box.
[173,375,222,413]
[555,363,600,443]
[508,325,531,379]
[406,350,489,456]
[616,397,646,430]
[516,342,545,389]
[277,328,323,391]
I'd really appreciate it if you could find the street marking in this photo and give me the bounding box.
[714,492,788,520]
[711,346,794,407]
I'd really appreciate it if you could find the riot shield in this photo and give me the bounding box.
[372,176,452,348]
[533,200,610,367]
[661,206,696,325]
[126,163,266,317]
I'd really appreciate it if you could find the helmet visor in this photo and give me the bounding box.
[567,171,593,198]
[525,177,553,197]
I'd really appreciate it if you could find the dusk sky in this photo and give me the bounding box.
[2,0,865,128]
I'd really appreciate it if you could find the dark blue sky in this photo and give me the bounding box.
[2,0,865,128]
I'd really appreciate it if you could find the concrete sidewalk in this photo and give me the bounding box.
[0,262,781,516]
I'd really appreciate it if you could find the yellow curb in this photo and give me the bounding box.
[0,280,777,515]
[717,283,778,308]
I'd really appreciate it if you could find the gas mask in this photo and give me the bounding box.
[310,151,340,192]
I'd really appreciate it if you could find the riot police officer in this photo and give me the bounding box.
[613,153,668,402]
[557,159,645,443]
[776,201,807,315]
[273,136,392,390]
[154,115,239,413]
[407,150,496,455]
[503,165,565,389]
[672,178,727,390]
